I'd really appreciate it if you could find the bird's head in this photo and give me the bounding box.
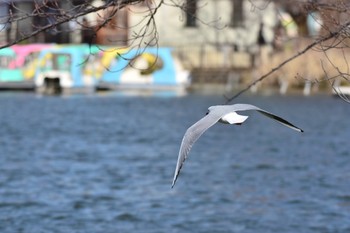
[206,106,215,115]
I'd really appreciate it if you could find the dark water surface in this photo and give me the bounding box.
[0,92,349,233]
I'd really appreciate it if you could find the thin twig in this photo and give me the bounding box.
[224,20,350,104]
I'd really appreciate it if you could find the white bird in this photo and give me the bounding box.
[171,104,303,188]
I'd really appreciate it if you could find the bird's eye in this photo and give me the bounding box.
[206,111,209,115]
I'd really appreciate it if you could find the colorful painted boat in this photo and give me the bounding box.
[24,44,190,94]
[0,44,53,90]
[98,47,191,92]
[34,44,103,94]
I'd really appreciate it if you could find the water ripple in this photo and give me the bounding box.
[0,93,349,232]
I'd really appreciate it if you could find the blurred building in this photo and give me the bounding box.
[0,0,280,69]
[276,0,350,37]
[0,0,91,44]
[0,0,278,66]
[89,0,278,69]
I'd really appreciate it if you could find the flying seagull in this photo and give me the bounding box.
[172,104,303,188]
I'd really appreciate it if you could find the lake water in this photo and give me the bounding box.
[0,91,349,233]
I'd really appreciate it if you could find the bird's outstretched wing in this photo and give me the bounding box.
[172,113,222,188]
[172,104,303,188]
[231,104,304,132]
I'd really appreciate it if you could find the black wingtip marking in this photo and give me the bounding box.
[257,110,303,133]
[171,170,180,188]
[171,178,177,188]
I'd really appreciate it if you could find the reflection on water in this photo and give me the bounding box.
[0,92,349,233]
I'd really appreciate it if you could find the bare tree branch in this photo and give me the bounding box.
[224,18,350,103]
[0,0,143,49]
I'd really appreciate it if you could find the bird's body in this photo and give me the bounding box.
[171,103,303,188]
[219,111,248,124]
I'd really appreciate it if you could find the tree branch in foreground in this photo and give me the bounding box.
[224,21,350,104]
[0,0,143,50]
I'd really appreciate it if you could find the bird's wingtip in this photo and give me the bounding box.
[171,173,179,188]
[296,127,304,133]
[171,179,176,188]
[172,164,183,188]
